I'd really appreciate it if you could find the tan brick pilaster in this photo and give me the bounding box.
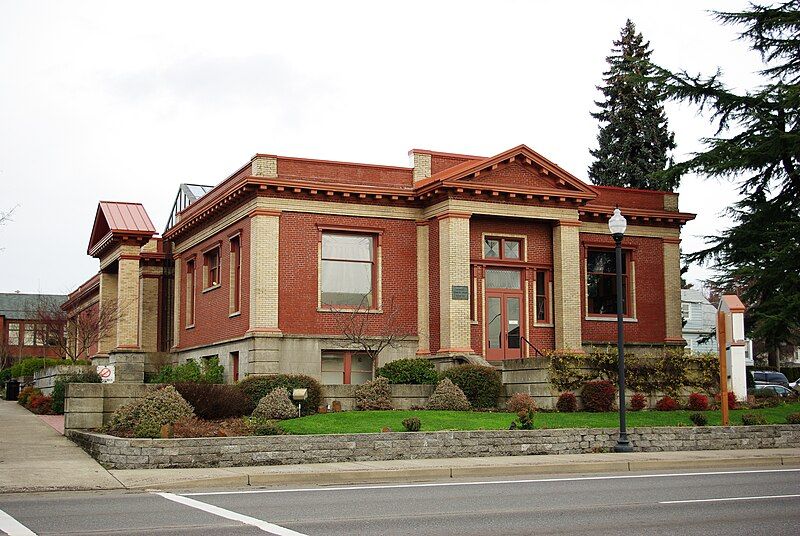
[116,254,141,349]
[139,265,162,352]
[438,212,472,352]
[251,155,278,178]
[416,221,430,354]
[172,257,181,348]
[553,220,582,350]
[97,271,118,355]
[410,151,432,183]
[249,209,281,333]
[663,237,683,343]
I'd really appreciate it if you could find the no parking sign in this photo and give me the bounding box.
[97,365,115,383]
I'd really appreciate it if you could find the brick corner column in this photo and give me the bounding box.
[438,212,472,353]
[116,252,141,350]
[553,220,582,351]
[662,236,683,343]
[97,270,118,355]
[248,209,281,334]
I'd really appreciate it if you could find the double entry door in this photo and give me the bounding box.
[485,268,523,360]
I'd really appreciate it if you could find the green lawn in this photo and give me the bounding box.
[278,402,800,435]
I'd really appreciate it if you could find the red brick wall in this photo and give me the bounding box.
[278,212,417,337]
[589,186,667,211]
[580,234,666,344]
[468,217,556,356]
[428,221,440,353]
[430,154,477,175]
[177,218,251,349]
[278,158,412,188]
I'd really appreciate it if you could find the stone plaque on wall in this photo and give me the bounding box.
[451,285,469,300]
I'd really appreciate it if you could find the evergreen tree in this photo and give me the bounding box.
[655,1,800,368]
[589,20,677,190]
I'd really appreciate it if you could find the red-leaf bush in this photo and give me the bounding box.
[581,380,616,412]
[556,391,577,412]
[630,392,647,411]
[687,392,709,411]
[655,395,680,411]
[714,391,738,410]
[506,392,537,414]
[27,393,54,415]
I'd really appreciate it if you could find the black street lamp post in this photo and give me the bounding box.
[609,208,633,453]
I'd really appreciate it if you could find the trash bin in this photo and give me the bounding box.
[4,380,20,401]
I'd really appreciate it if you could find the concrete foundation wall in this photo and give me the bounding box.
[69,425,800,469]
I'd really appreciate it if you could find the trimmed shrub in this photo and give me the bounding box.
[714,391,738,410]
[150,357,225,384]
[27,394,53,415]
[252,387,298,420]
[377,358,438,385]
[440,365,501,408]
[245,416,285,436]
[506,393,537,414]
[786,412,800,425]
[426,378,471,411]
[402,417,421,432]
[512,410,536,430]
[630,392,647,411]
[689,412,708,426]
[556,392,577,412]
[687,392,710,411]
[173,382,253,419]
[106,386,194,438]
[741,413,767,426]
[581,380,616,412]
[17,386,41,407]
[237,374,322,416]
[52,371,102,414]
[655,396,680,411]
[1,358,90,382]
[354,377,393,411]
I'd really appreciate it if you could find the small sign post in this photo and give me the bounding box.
[717,311,729,426]
[97,365,115,384]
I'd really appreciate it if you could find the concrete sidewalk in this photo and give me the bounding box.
[2,398,799,493]
[0,400,121,493]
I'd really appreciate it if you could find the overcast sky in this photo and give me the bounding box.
[0,0,765,295]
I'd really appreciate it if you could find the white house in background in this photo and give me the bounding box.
[681,289,717,353]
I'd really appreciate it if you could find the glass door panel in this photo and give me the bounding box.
[487,297,502,352]
[506,297,521,353]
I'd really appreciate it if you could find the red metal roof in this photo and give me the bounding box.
[98,201,156,233]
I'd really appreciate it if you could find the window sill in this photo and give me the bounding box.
[317,307,383,314]
[585,316,638,323]
[470,320,479,325]
[202,284,221,294]
[185,324,195,330]
[229,311,241,318]
[533,323,554,328]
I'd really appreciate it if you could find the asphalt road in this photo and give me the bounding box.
[1,467,799,535]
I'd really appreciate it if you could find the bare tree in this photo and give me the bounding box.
[0,205,18,251]
[328,295,411,364]
[33,296,120,363]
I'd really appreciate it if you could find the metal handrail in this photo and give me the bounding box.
[520,335,544,358]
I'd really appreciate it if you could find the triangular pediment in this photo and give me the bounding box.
[87,202,156,257]
[430,145,597,200]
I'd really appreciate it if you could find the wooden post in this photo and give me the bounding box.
[717,310,729,426]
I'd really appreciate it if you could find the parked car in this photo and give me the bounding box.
[751,370,790,388]
[753,384,796,398]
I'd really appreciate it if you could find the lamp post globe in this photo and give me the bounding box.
[610,207,633,453]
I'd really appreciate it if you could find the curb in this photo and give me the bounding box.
[126,454,800,491]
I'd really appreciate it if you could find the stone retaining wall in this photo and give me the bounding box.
[30,365,93,395]
[64,383,158,430]
[68,425,800,470]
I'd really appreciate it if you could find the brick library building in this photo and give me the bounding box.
[64,144,694,385]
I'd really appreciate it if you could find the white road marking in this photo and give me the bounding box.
[184,467,800,497]
[0,508,36,536]
[661,494,800,504]
[156,492,306,536]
